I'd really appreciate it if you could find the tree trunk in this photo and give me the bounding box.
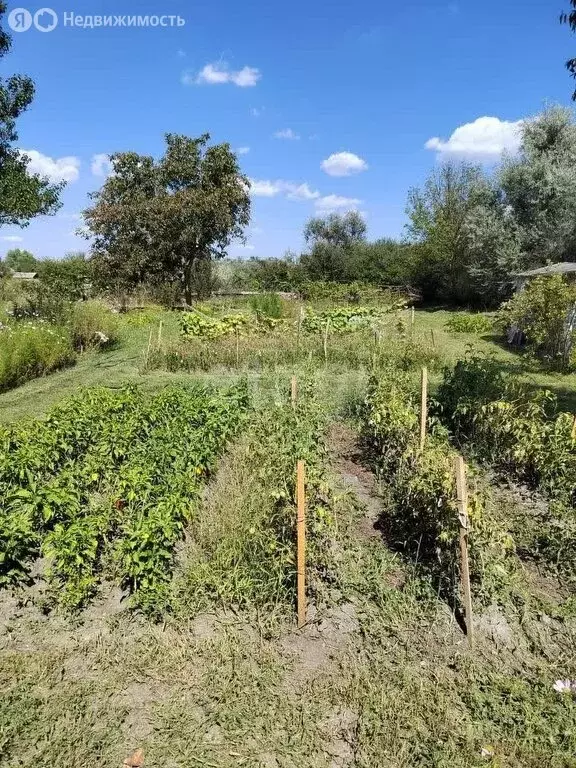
[183,258,195,306]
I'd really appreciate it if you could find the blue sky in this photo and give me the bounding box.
[1,0,574,259]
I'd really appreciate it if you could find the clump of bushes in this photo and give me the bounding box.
[70,300,119,351]
[498,275,576,370]
[0,323,75,392]
[446,312,493,334]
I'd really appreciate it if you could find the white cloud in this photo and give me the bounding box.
[286,183,319,201]
[19,149,80,183]
[1,235,23,243]
[315,194,362,211]
[231,66,261,87]
[248,178,320,201]
[425,116,523,160]
[177,49,186,58]
[250,107,263,118]
[274,128,300,140]
[238,244,255,251]
[321,152,368,177]
[189,62,261,87]
[236,146,250,155]
[91,153,114,178]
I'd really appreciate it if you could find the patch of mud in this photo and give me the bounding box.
[318,707,359,768]
[280,603,359,689]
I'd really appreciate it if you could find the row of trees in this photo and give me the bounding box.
[275,107,576,307]
[2,0,576,309]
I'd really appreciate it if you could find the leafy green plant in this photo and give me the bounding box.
[446,313,493,334]
[0,382,250,613]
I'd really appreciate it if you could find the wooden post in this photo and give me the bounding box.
[296,460,306,629]
[420,367,428,452]
[296,306,304,358]
[144,329,153,370]
[454,456,474,647]
[157,319,163,347]
[291,376,298,410]
[411,306,415,327]
[572,414,576,441]
[235,327,240,368]
[323,319,331,366]
[430,329,436,350]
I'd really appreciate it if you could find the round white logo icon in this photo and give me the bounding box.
[8,7,33,31]
[34,8,58,31]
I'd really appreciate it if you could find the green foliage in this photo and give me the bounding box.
[302,303,406,334]
[0,383,249,613]
[84,133,251,303]
[446,313,494,334]
[179,311,253,340]
[122,306,163,326]
[362,366,516,601]
[4,248,36,272]
[436,353,576,577]
[0,323,75,392]
[0,3,64,227]
[498,275,576,370]
[249,292,284,319]
[36,253,92,301]
[69,300,120,350]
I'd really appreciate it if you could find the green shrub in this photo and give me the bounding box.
[70,300,120,351]
[446,313,493,334]
[0,323,75,392]
[249,292,284,319]
[497,275,576,370]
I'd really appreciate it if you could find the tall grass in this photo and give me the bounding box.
[0,323,75,392]
[70,300,120,351]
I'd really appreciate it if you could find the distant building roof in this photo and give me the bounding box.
[516,263,576,278]
[11,272,38,279]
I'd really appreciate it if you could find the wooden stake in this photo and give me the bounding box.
[296,460,306,629]
[296,306,304,357]
[235,327,240,367]
[430,329,436,350]
[572,414,576,441]
[291,376,298,409]
[420,367,428,452]
[323,319,331,366]
[157,319,163,347]
[411,306,415,327]
[144,329,153,370]
[454,456,474,647]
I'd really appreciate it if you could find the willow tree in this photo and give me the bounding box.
[84,133,251,302]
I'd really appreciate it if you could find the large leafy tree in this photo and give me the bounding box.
[405,161,487,303]
[0,2,63,226]
[84,133,251,302]
[499,106,576,265]
[301,211,367,282]
[5,247,36,271]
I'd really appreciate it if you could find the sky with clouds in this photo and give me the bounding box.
[1,0,573,259]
